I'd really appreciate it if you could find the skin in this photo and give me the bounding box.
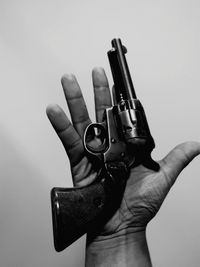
[46,67,200,266]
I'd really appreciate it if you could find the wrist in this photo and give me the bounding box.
[85,227,152,267]
[86,226,146,247]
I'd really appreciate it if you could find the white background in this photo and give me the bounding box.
[0,0,200,266]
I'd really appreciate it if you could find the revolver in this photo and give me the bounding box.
[51,38,159,252]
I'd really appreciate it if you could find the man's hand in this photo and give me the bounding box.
[47,67,200,266]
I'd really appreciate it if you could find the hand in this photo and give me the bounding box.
[46,67,200,240]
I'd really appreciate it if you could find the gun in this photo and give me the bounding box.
[51,38,159,252]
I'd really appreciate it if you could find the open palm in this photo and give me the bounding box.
[46,67,200,238]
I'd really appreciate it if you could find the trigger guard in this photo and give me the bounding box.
[84,123,108,154]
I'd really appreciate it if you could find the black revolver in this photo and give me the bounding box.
[51,38,159,252]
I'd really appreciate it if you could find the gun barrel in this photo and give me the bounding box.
[108,38,136,103]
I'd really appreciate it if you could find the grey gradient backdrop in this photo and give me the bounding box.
[1,0,200,266]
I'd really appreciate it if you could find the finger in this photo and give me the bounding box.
[160,141,200,188]
[46,104,84,167]
[61,74,91,138]
[92,67,112,122]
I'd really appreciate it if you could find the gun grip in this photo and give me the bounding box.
[51,173,126,252]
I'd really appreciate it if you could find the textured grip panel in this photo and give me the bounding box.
[51,175,124,252]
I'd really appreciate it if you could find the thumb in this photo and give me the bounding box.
[160,141,200,188]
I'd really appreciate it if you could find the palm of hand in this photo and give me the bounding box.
[124,164,167,227]
[68,149,165,234]
[87,162,170,235]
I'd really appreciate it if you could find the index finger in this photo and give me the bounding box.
[92,67,112,122]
